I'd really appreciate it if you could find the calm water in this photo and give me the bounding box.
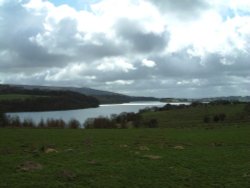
[8,101,189,124]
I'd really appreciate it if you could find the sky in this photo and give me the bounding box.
[0,0,250,98]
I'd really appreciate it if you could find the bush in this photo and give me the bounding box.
[85,117,117,129]
[68,119,81,129]
[218,113,226,121]
[191,102,203,107]
[22,119,35,128]
[244,103,250,113]
[144,119,158,128]
[84,118,95,129]
[38,119,46,128]
[8,116,22,127]
[213,113,226,123]
[213,115,220,123]
[203,115,211,123]
[46,119,65,128]
[0,111,7,127]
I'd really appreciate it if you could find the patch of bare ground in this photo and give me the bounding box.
[143,155,162,160]
[138,146,150,151]
[173,145,185,150]
[57,169,77,181]
[17,161,43,172]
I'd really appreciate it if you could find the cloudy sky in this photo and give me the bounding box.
[0,0,250,98]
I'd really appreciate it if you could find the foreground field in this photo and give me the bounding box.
[1,126,250,187]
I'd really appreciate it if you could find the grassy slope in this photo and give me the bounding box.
[143,104,246,127]
[0,94,37,101]
[1,127,250,188]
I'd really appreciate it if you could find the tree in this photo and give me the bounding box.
[68,119,81,129]
[144,119,158,128]
[9,116,21,127]
[0,111,7,127]
[218,113,226,121]
[38,119,46,128]
[244,103,250,114]
[203,115,211,123]
[213,115,220,123]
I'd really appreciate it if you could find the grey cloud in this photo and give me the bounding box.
[115,19,169,53]
[0,1,70,72]
[31,19,125,62]
[0,1,123,73]
[48,48,250,98]
[0,0,250,98]
[76,34,125,61]
[146,0,209,19]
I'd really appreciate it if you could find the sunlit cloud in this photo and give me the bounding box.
[0,0,250,97]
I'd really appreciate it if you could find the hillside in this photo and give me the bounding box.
[0,84,159,104]
[142,102,250,128]
[161,96,250,103]
[0,86,99,112]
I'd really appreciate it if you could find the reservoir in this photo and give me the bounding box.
[8,101,189,124]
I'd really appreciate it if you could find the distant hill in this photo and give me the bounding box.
[15,85,124,96]
[0,85,99,112]
[198,96,250,102]
[161,96,250,103]
[0,84,160,104]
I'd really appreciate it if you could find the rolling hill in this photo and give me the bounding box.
[0,84,159,104]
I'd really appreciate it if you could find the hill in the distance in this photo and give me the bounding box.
[0,84,159,104]
[0,85,99,112]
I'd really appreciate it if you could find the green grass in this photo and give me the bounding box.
[0,94,37,101]
[143,104,246,127]
[1,126,250,187]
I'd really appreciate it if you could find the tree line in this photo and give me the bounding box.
[84,112,158,129]
[0,111,158,129]
[0,114,82,129]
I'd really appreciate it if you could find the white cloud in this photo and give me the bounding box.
[96,57,136,72]
[141,59,156,68]
[177,79,203,86]
[44,63,87,81]
[106,80,134,85]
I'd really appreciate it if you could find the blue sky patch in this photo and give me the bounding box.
[49,0,101,11]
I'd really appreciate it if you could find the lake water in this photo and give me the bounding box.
[8,101,190,124]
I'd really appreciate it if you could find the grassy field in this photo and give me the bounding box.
[0,94,37,101]
[143,104,247,127]
[1,126,250,187]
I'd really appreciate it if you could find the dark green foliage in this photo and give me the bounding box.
[0,111,7,127]
[22,119,35,128]
[190,101,203,107]
[218,113,226,121]
[203,115,211,123]
[0,87,99,113]
[213,115,220,122]
[244,103,250,114]
[144,118,158,128]
[46,119,66,129]
[85,117,117,129]
[38,119,46,128]
[213,113,226,123]
[159,104,188,111]
[1,116,83,129]
[84,112,143,129]
[210,100,241,105]
[68,119,81,129]
[8,116,22,127]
